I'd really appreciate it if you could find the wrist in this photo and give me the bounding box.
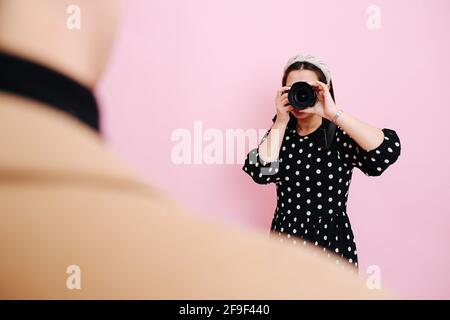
[325,108,338,120]
[275,117,289,127]
[327,108,344,123]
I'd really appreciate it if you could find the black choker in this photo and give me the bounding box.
[0,51,100,132]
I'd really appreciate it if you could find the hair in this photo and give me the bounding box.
[272,61,336,129]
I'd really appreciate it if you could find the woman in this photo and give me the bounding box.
[243,53,401,269]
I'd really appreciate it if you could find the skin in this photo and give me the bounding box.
[0,0,122,88]
[259,69,385,163]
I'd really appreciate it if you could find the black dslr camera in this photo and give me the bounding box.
[281,81,337,149]
[283,81,317,110]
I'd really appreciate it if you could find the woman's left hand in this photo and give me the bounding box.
[296,80,339,121]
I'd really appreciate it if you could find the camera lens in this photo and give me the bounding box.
[287,81,316,110]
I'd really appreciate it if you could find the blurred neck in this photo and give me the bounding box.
[0,0,116,89]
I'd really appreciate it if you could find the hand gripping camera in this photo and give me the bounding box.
[282,81,337,149]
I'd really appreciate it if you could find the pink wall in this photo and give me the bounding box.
[97,0,450,299]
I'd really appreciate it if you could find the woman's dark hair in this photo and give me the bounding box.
[272,61,336,129]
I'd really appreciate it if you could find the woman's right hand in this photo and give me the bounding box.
[275,86,294,123]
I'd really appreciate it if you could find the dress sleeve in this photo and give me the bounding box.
[242,127,282,185]
[335,126,401,177]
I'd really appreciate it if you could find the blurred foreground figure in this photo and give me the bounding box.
[0,0,392,299]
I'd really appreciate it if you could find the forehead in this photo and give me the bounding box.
[286,69,319,84]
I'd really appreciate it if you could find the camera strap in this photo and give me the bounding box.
[0,50,100,133]
[316,118,336,149]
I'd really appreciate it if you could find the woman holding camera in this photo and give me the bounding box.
[243,54,401,270]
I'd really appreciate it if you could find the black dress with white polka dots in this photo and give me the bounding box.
[242,118,401,269]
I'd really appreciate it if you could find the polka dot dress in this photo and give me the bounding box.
[243,120,401,269]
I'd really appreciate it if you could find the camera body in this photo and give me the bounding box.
[283,81,317,110]
[279,80,337,149]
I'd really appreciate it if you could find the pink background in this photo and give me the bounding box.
[97,0,450,299]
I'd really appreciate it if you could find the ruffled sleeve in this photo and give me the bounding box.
[336,126,401,177]
[242,127,282,184]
